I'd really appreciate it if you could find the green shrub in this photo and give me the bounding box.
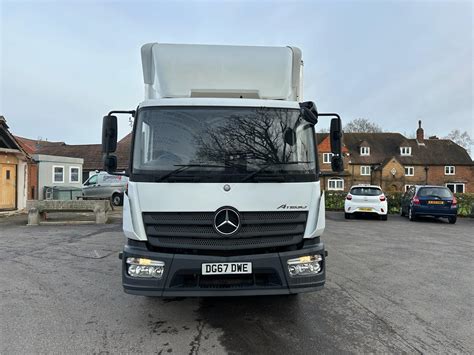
[455,193,474,217]
[324,191,346,210]
[324,191,473,216]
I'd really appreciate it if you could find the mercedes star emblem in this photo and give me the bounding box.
[214,207,240,235]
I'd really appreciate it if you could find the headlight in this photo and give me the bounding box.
[126,257,165,279]
[287,254,323,277]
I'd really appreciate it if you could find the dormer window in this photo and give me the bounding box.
[360,146,370,156]
[400,147,412,156]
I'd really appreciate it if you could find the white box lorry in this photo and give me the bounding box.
[102,43,343,296]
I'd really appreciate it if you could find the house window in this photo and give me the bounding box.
[444,166,455,175]
[323,153,333,164]
[360,166,371,176]
[400,147,412,156]
[69,166,81,183]
[328,178,344,191]
[446,183,464,193]
[405,184,414,192]
[404,166,414,176]
[53,166,64,183]
[360,147,370,156]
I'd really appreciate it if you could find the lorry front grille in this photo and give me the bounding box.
[142,211,308,251]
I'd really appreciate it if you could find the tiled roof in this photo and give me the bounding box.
[341,133,473,166]
[0,117,28,157]
[316,134,349,153]
[25,132,133,171]
[14,136,64,155]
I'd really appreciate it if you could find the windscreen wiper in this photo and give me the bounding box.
[156,163,245,182]
[241,161,312,182]
[155,164,227,182]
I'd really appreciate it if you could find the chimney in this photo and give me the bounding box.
[416,120,424,143]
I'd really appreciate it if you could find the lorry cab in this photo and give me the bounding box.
[101,43,343,296]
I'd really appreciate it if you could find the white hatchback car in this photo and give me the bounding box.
[344,185,388,220]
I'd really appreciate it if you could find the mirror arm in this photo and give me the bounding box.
[108,110,136,117]
[317,113,341,120]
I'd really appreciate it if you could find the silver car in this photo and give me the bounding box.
[82,172,128,206]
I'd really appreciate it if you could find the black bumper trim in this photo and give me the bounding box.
[122,240,325,297]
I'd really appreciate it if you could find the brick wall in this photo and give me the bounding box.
[349,163,474,193]
[425,165,474,193]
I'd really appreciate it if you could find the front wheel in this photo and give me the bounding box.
[408,208,417,221]
[380,214,388,221]
[345,213,352,219]
[448,216,457,224]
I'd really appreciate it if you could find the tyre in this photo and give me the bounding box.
[380,214,388,221]
[112,193,123,206]
[408,208,416,221]
[345,213,351,219]
[448,216,457,224]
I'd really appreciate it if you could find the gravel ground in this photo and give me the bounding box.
[0,211,472,354]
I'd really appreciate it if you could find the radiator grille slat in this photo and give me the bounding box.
[142,211,308,251]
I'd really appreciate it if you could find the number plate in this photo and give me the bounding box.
[358,207,373,211]
[202,262,252,275]
[428,201,444,205]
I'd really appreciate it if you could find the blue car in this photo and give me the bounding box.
[401,185,457,224]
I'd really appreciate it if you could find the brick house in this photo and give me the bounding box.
[18,133,132,182]
[316,133,351,191]
[317,121,474,193]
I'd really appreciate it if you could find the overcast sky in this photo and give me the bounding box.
[1,0,472,144]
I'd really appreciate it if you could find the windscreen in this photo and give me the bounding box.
[132,107,317,182]
[350,187,382,196]
[418,187,453,198]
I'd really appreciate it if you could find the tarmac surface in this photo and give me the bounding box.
[0,211,472,354]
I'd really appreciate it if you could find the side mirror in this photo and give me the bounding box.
[102,115,118,154]
[299,101,318,125]
[104,155,117,173]
[283,128,297,146]
[330,117,344,172]
[331,156,344,172]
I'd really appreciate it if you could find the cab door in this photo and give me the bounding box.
[0,164,16,210]
[82,174,99,198]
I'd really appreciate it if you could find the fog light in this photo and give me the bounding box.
[287,254,322,277]
[126,257,164,279]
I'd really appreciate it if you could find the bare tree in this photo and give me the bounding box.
[344,118,382,133]
[444,129,473,153]
[194,109,300,165]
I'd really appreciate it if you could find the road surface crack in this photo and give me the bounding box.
[189,319,205,355]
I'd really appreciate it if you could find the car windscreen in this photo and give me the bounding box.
[418,187,453,198]
[132,106,318,182]
[350,187,382,196]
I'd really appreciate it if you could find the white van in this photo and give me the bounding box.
[82,171,128,206]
